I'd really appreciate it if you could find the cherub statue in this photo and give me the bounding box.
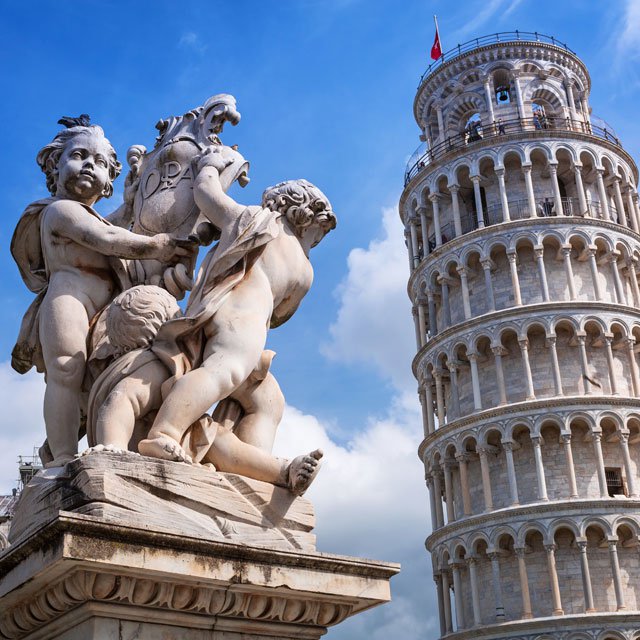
[135,148,336,466]
[86,285,320,495]
[10,118,196,468]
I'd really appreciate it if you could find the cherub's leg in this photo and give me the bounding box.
[203,430,323,495]
[39,294,90,467]
[230,371,284,453]
[139,313,267,462]
[94,361,166,450]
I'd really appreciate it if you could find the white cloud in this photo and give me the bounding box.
[273,403,437,639]
[615,0,640,62]
[0,362,45,490]
[178,32,208,55]
[322,205,416,394]
[448,0,524,44]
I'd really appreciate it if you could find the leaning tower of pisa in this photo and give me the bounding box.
[400,32,640,639]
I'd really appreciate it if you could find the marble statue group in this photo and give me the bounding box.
[11,95,336,496]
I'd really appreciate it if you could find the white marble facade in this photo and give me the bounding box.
[400,34,640,639]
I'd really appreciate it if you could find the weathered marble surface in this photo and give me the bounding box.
[8,452,315,552]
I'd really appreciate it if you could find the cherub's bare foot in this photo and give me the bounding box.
[138,436,193,464]
[79,444,140,457]
[287,449,323,496]
[44,454,75,469]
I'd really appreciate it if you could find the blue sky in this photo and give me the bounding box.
[2,1,640,637]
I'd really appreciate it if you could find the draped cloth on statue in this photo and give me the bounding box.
[10,198,130,375]
[152,204,281,386]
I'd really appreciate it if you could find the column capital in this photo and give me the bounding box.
[491,344,508,357]
[470,174,482,184]
[548,163,558,175]
[495,166,506,177]
[447,361,459,374]
[416,205,428,216]
[560,433,572,445]
[467,350,480,362]
[534,244,545,259]
[456,265,470,277]
[464,554,478,566]
[448,183,460,193]
[502,440,516,452]
[576,538,588,551]
[481,257,496,270]
[428,192,441,203]
[455,452,473,463]
[544,543,557,554]
[518,337,530,351]
[521,162,532,173]
[591,430,603,443]
[596,166,606,176]
[546,335,557,347]
[531,435,543,447]
[514,546,528,559]
[487,551,502,562]
[619,431,630,444]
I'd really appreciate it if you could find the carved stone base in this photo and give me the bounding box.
[0,454,399,639]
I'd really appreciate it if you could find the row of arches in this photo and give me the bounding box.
[404,142,639,269]
[411,228,640,350]
[425,413,640,527]
[417,313,640,428]
[432,516,640,633]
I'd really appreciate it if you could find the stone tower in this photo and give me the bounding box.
[400,32,640,639]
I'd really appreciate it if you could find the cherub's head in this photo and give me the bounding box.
[106,285,181,357]
[262,179,337,248]
[37,123,121,202]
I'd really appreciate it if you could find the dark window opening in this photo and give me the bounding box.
[606,467,625,497]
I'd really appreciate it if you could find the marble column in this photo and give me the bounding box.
[561,434,579,498]
[484,75,495,124]
[574,165,588,216]
[592,432,609,498]
[625,186,640,233]
[467,352,483,411]
[427,290,438,337]
[434,370,446,426]
[477,447,494,511]
[619,433,637,497]
[430,194,443,247]
[626,337,640,397]
[424,375,436,435]
[613,178,627,226]
[439,279,451,328]
[436,105,445,143]
[412,305,421,347]
[488,551,506,619]
[565,80,577,120]
[409,217,420,268]
[577,540,596,612]
[604,335,619,395]
[404,230,413,271]
[455,453,473,516]
[492,345,508,405]
[502,440,520,505]
[531,436,549,501]
[514,547,533,619]
[432,469,445,528]
[522,164,537,218]
[417,299,427,348]
[435,573,446,636]
[596,169,611,220]
[442,461,455,523]
[545,544,564,615]
[577,334,592,395]
[426,476,438,529]
[608,540,626,611]
[449,184,463,237]
[450,561,466,630]
[417,206,430,255]
[519,338,536,400]
[466,556,482,626]
[626,259,640,306]
[496,167,511,222]
[508,251,522,305]
[513,74,525,120]
[609,252,626,304]
[587,246,602,301]
[549,164,564,215]
[471,175,485,229]
[441,571,453,633]
[448,362,461,418]
[561,244,577,300]
[457,266,472,320]
[419,389,429,439]
[481,258,496,311]
[534,245,550,301]
[547,336,564,396]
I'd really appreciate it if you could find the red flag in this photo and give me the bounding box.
[431,24,442,60]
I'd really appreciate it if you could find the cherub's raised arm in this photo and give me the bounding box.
[193,153,246,233]
[44,200,195,262]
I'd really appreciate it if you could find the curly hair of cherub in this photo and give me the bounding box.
[36,125,122,198]
[262,179,337,242]
[106,286,181,356]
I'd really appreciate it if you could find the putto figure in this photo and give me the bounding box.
[137,148,336,479]
[11,118,196,468]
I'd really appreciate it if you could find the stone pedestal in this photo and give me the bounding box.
[0,454,398,640]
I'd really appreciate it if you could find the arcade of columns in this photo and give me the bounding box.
[400,34,640,640]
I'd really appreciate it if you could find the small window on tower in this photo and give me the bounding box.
[605,467,625,497]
